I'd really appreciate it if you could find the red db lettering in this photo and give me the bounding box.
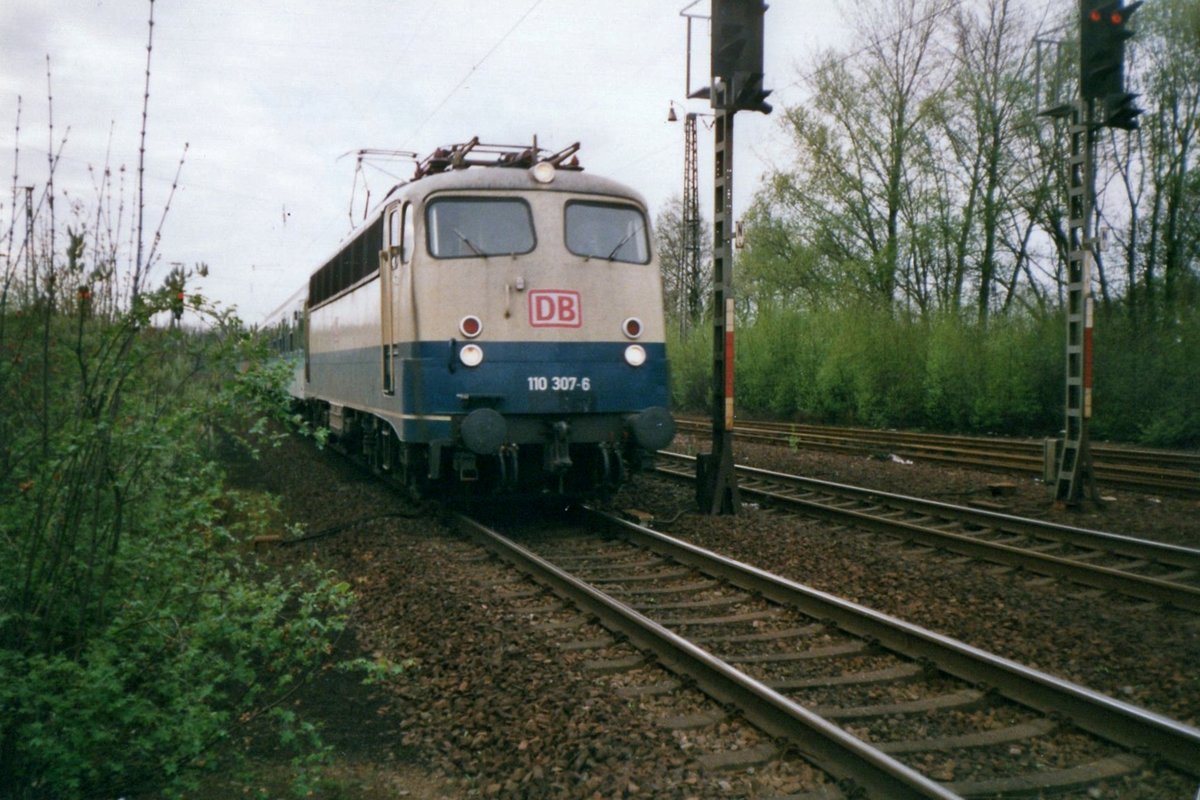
[528,290,582,328]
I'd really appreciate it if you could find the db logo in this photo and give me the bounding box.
[528,290,582,328]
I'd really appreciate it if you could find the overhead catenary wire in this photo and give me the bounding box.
[402,0,547,143]
[773,0,966,96]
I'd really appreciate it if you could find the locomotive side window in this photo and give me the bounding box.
[388,205,414,264]
[388,208,401,249]
[564,201,649,264]
[426,197,535,259]
[402,204,414,263]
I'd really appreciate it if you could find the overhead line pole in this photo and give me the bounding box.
[683,112,701,326]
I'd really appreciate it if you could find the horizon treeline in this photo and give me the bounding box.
[656,0,1199,448]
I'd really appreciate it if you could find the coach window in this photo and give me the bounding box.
[426,197,535,259]
[565,201,649,264]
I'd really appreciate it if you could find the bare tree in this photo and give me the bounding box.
[654,197,711,331]
[937,0,1039,321]
[1135,0,1200,309]
[756,0,955,309]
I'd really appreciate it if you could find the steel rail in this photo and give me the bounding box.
[678,416,1200,470]
[585,509,1200,779]
[452,512,963,800]
[674,418,1200,494]
[657,452,1200,612]
[660,452,1200,570]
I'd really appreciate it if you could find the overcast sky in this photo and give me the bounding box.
[1,1,851,324]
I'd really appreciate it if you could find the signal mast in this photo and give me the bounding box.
[1049,1,1142,507]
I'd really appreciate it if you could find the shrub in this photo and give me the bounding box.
[666,320,712,411]
[924,311,982,430]
[969,312,1062,435]
[0,297,351,799]
[1091,304,1200,447]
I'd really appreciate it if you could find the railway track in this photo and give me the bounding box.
[674,417,1200,496]
[453,507,1200,799]
[655,451,1200,613]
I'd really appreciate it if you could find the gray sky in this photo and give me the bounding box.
[2,1,850,323]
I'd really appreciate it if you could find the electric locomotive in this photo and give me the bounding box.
[264,139,675,497]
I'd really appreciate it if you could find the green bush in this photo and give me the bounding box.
[1092,304,1200,447]
[737,305,928,427]
[924,311,982,430]
[666,320,712,411]
[968,312,1062,435]
[734,301,1197,444]
[0,296,350,798]
[846,308,927,429]
[735,305,832,419]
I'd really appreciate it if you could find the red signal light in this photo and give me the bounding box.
[1110,11,1123,23]
[1089,8,1102,21]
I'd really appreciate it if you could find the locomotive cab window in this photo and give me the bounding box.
[565,201,649,264]
[426,197,535,259]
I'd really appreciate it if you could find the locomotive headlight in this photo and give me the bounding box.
[622,317,643,339]
[530,161,556,184]
[459,343,484,367]
[623,344,646,367]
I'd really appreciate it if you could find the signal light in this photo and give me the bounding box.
[710,0,771,114]
[711,0,765,80]
[1079,0,1141,103]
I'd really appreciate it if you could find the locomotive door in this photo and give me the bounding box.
[380,202,413,396]
[381,205,401,395]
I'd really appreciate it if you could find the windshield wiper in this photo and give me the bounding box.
[453,228,487,258]
[606,226,644,260]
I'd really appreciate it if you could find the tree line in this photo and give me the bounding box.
[657,0,1199,446]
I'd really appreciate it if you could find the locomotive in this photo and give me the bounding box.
[264,138,675,497]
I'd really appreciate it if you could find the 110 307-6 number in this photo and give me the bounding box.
[527,376,591,392]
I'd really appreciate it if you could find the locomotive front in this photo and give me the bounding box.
[393,158,674,494]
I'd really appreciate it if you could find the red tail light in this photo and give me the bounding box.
[460,315,482,338]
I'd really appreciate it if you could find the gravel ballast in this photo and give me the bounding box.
[220,431,1200,798]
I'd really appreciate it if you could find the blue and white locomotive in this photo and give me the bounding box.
[264,139,675,496]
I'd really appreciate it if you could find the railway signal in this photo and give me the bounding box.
[1080,0,1143,128]
[1103,90,1141,130]
[1052,2,1144,506]
[711,0,772,113]
[682,0,773,514]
